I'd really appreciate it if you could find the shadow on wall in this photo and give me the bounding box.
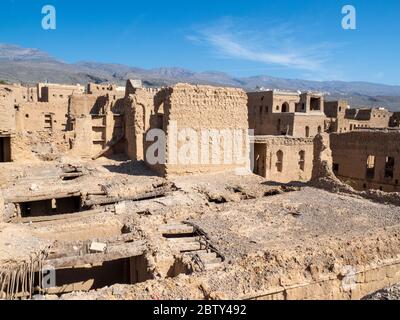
[102,160,162,177]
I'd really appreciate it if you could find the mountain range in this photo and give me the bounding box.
[1,44,400,111]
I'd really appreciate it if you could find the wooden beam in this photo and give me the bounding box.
[84,188,167,207]
[43,241,147,270]
[159,224,195,235]
[6,191,81,203]
[12,207,111,224]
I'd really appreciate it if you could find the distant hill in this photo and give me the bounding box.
[1,43,400,111]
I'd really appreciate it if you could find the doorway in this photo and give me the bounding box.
[0,137,11,162]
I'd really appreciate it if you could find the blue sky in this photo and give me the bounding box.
[1,0,400,85]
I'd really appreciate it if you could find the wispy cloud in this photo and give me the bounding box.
[186,18,342,78]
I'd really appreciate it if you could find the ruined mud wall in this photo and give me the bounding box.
[10,131,71,162]
[145,84,249,176]
[124,88,160,161]
[330,131,400,192]
[15,102,69,132]
[311,133,400,206]
[0,84,37,104]
[0,96,15,133]
[38,83,84,103]
[1,83,129,162]
[69,116,94,158]
[69,94,126,159]
[254,136,314,183]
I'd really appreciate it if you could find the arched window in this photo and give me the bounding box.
[305,126,310,137]
[282,102,289,113]
[317,126,322,134]
[276,150,283,172]
[299,150,305,171]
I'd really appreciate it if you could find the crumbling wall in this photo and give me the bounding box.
[68,93,126,159]
[15,102,69,132]
[0,96,15,133]
[10,131,71,162]
[311,133,400,206]
[312,133,336,181]
[0,84,37,104]
[254,136,314,183]
[69,116,93,158]
[330,131,400,192]
[0,82,130,162]
[124,88,159,161]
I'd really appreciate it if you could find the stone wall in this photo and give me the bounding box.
[0,84,37,104]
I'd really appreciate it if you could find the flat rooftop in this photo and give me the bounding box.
[2,160,400,300]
